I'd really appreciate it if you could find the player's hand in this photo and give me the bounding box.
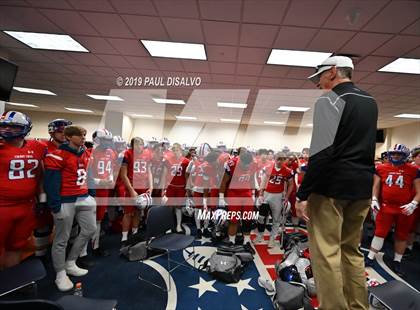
[400,201,418,216]
[371,197,380,219]
[283,199,291,212]
[203,198,208,211]
[146,188,153,194]
[256,195,264,207]
[295,200,309,222]
[161,195,168,205]
[218,197,227,209]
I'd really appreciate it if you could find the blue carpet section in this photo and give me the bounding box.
[3,222,420,310]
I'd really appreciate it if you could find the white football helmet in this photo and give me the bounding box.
[0,111,32,140]
[92,129,113,146]
[135,192,153,210]
[197,143,211,159]
[213,208,227,226]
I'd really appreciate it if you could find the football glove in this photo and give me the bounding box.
[400,200,418,216]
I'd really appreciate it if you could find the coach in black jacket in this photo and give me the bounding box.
[295,56,377,310]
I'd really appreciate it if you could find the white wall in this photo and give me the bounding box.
[388,122,420,149]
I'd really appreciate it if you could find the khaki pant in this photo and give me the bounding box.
[307,193,370,310]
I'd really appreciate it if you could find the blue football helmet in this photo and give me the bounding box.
[0,111,32,140]
[388,144,410,165]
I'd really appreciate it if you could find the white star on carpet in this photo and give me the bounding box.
[197,237,212,245]
[240,305,248,310]
[189,277,218,298]
[227,278,256,295]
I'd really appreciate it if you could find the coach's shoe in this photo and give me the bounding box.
[93,247,110,257]
[77,256,95,269]
[364,256,375,268]
[65,261,88,277]
[55,273,74,292]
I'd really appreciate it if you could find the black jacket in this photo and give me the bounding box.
[296,82,378,201]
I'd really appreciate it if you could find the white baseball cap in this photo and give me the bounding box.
[307,56,354,83]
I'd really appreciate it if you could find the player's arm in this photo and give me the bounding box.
[120,164,137,198]
[413,178,420,202]
[400,172,420,216]
[185,161,194,197]
[259,171,268,196]
[147,164,153,193]
[285,175,294,201]
[44,153,63,213]
[372,174,381,200]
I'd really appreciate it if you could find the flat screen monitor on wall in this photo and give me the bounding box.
[0,58,18,102]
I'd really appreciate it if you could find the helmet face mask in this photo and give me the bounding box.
[0,111,32,140]
[388,144,410,166]
[93,129,113,147]
[48,119,72,134]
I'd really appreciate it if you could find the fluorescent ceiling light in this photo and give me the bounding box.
[394,114,420,119]
[13,87,56,96]
[87,94,123,101]
[278,106,310,112]
[175,115,197,120]
[65,107,93,113]
[306,123,313,127]
[264,121,285,125]
[4,31,89,52]
[217,102,247,109]
[130,114,153,118]
[379,58,420,75]
[220,118,240,123]
[141,40,206,60]
[6,102,39,108]
[152,98,185,105]
[267,49,332,67]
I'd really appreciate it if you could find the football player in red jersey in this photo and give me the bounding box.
[285,153,300,228]
[295,148,309,189]
[256,152,294,248]
[44,125,96,291]
[88,129,116,257]
[0,111,46,269]
[256,149,273,194]
[219,148,257,252]
[120,137,153,246]
[187,143,216,238]
[150,143,166,204]
[162,143,191,233]
[34,119,72,259]
[366,144,420,277]
[406,146,420,256]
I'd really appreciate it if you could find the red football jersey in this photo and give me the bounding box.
[151,157,165,188]
[89,147,117,189]
[37,139,59,153]
[225,157,257,191]
[256,159,272,186]
[165,155,190,187]
[44,147,90,197]
[296,158,308,186]
[0,140,46,206]
[193,161,218,191]
[376,162,419,206]
[264,164,293,193]
[123,148,152,189]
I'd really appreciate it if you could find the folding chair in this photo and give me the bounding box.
[138,205,196,291]
[0,258,46,297]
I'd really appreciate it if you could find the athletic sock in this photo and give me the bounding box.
[394,253,403,262]
[121,231,128,242]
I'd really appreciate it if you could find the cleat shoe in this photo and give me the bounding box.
[76,256,95,269]
[92,247,110,257]
[55,274,73,292]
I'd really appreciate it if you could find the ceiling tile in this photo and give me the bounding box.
[243,0,288,24]
[154,58,184,71]
[26,0,73,9]
[153,0,199,18]
[40,9,99,36]
[125,56,158,70]
[8,48,53,63]
[372,35,420,57]
[67,0,116,12]
[236,64,262,76]
[351,70,372,82]
[287,67,314,79]
[0,32,27,48]
[283,0,338,27]
[261,65,289,78]
[277,78,304,88]
[81,12,134,38]
[64,64,98,75]
[240,24,279,47]
[324,0,388,31]
[307,29,355,52]
[359,72,396,85]
[0,6,63,33]
[209,62,236,74]
[89,66,118,77]
[363,1,420,33]
[96,54,132,68]
[73,36,118,54]
[110,0,157,15]
[122,15,168,40]
[355,55,394,72]
[402,19,420,36]
[199,0,241,22]
[273,26,318,50]
[182,60,210,73]
[202,21,240,45]
[238,47,269,64]
[162,18,204,43]
[206,45,237,62]
[70,53,107,66]
[39,51,80,64]
[404,46,420,58]
[107,38,148,56]
[258,77,280,87]
[211,74,236,84]
[235,75,258,86]
[340,32,393,56]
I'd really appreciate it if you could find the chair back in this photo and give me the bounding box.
[0,299,63,310]
[146,205,175,238]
